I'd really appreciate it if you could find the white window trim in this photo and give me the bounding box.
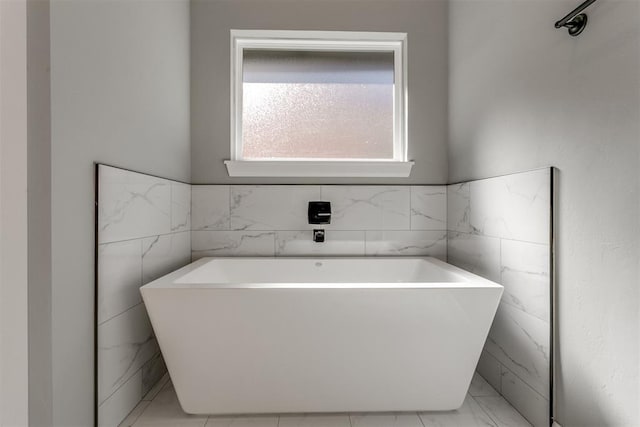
[227,29,413,178]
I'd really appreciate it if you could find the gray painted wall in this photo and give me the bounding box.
[27,0,53,425]
[50,1,190,425]
[448,1,639,426]
[191,0,449,185]
[0,1,29,424]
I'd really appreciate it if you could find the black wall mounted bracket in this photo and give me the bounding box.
[555,0,597,37]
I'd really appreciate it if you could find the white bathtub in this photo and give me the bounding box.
[141,257,502,415]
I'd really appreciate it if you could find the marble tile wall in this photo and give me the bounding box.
[190,185,448,259]
[446,168,552,427]
[97,165,192,427]
[98,168,550,427]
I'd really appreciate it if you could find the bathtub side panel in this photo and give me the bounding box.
[141,286,501,414]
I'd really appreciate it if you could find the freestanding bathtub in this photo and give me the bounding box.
[141,257,503,415]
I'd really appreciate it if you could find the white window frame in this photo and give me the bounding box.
[225,29,413,178]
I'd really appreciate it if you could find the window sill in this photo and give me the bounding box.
[224,160,414,178]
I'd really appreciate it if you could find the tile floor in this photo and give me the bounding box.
[119,373,532,427]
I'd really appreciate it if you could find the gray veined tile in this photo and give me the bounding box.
[473,396,532,427]
[350,413,423,427]
[141,353,168,399]
[171,182,191,232]
[500,240,550,323]
[410,185,447,230]
[98,165,171,243]
[118,399,150,427]
[419,395,496,426]
[205,415,279,426]
[142,372,170,402]
[278,414,351,427]
[230,185,320,230]
[191,231,275,259]
[322,186,410,230]
[98,240,142,325]
[469,372,500,397]
[476,351,502,394]
[98,304,159,405]
[132,382,206,427]
[500,369,549,427]
[469,169,550,244]
[99,370,143,427]
[142,232,191,284]
[275,230,365,256]
[365,230,446,260]
[484,304,550,399]
[191,186,230,230]
[447,183,471,233]
[446,231,501,282]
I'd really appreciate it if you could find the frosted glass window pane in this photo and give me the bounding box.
[242,50,395,160]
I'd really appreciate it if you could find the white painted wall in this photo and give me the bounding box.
[50,1,190,425]
[0,0,29,425]
[448,1,640,425]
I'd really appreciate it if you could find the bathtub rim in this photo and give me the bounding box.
[141,256,504,290]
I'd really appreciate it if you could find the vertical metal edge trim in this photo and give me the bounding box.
[94,163,99,427]
[550,166,557,427]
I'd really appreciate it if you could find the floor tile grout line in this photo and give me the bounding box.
[473,394,533,427]
[469,394,501,427]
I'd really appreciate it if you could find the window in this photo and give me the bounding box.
[226,30,413,177]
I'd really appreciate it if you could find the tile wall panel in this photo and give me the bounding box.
[500,239,550,323]
[97,370,142,427]
[191,185,230,230]
[191,230,276,258]
[501,369,550,427]
[275,230,366,256]
[142,232,191,284]
[97,239,142,325]
[97,165,192,427]
[171,182,192,233]
[446,183,472,233]
[97,304,158,404]
[410,186,447,230]
[485,304,550,398]
[98,167,551,426]
[230,185,321,231]
[447,168,552,427]
[191,185,447,260]
[468,171,550,244]
[98,167,171,244]
[322,186,411,231]
[365,230,446,259]
[447,232,501,282]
